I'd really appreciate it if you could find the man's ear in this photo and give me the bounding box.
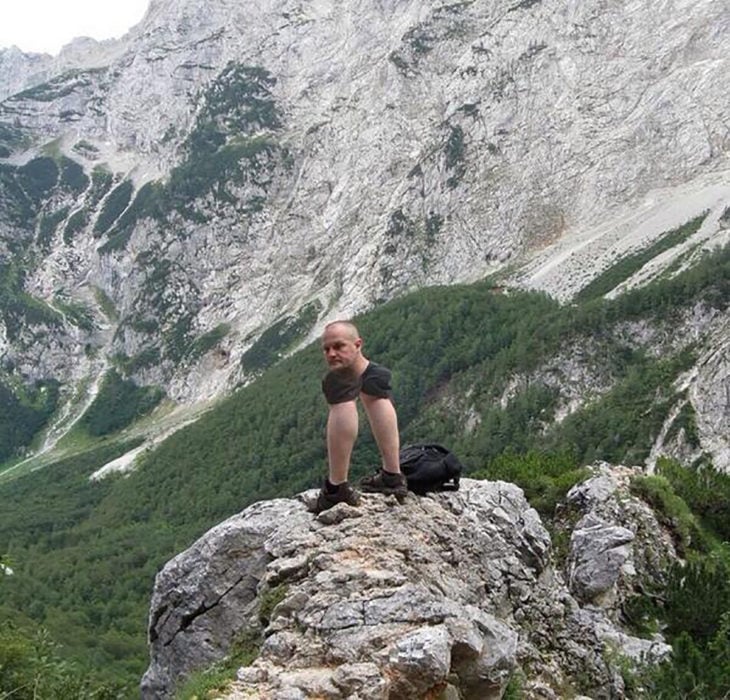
[354,337,363,350]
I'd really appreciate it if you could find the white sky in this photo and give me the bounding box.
[0,1,151,55]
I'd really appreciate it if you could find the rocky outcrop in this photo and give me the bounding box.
[142,475,674,699]
[644,308,730,474]
[561,466,676,617]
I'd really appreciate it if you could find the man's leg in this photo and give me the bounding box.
[360,393,400,473]
[326,400,359,483]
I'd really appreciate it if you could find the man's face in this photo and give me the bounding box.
[321,324,362,371]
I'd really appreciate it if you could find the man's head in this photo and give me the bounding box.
[321,320,364,371]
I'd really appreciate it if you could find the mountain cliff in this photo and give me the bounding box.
[1,0,728,469]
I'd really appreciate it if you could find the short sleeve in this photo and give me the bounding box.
[360,363,392,399]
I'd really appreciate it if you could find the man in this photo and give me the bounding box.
[315,320,408,512]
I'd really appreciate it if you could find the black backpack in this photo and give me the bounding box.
[399,443,464,494]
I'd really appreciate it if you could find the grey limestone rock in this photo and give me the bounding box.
[564,466,677,615]
[142,477,673,699]
[568,513,635,604]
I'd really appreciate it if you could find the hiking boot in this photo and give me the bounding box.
[313,480,361,513]
[359,469,408,502]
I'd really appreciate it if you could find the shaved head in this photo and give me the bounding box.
[321,320,366,372]
[322,320,360,341]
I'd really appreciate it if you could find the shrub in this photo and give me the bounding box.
[37,207,69,248]
[88,167,113,207]
[258,584,288,626]
[663,549,730,642]
[575,213,707,301]
[657,457,730,541]
[0,623,126,699]
[472,451,588,517]
[18,157,58,202]
[629,475,709,554]
[94,181,133,236]
[175,631,259,700]
[59,157,89,194]
[63,209,88,243]
[241,301,321,373]
[640,558,730,698]
[79,371,164,436]
[0,380,59,463]
[187,324,230,362]
[53,297,95,331]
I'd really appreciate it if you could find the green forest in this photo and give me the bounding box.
[1,241,729,698]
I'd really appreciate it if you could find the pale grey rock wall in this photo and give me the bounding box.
[142,478,673,700]
[0,48,52,102]
[688,315,730,470]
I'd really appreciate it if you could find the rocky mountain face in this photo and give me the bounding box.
[142,470,675,699]
[0,0,729,465]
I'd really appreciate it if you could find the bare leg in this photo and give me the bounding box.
[360,394,400,473]
[326,401,358,484]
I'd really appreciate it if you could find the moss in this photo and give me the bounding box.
[258,584,288,626]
